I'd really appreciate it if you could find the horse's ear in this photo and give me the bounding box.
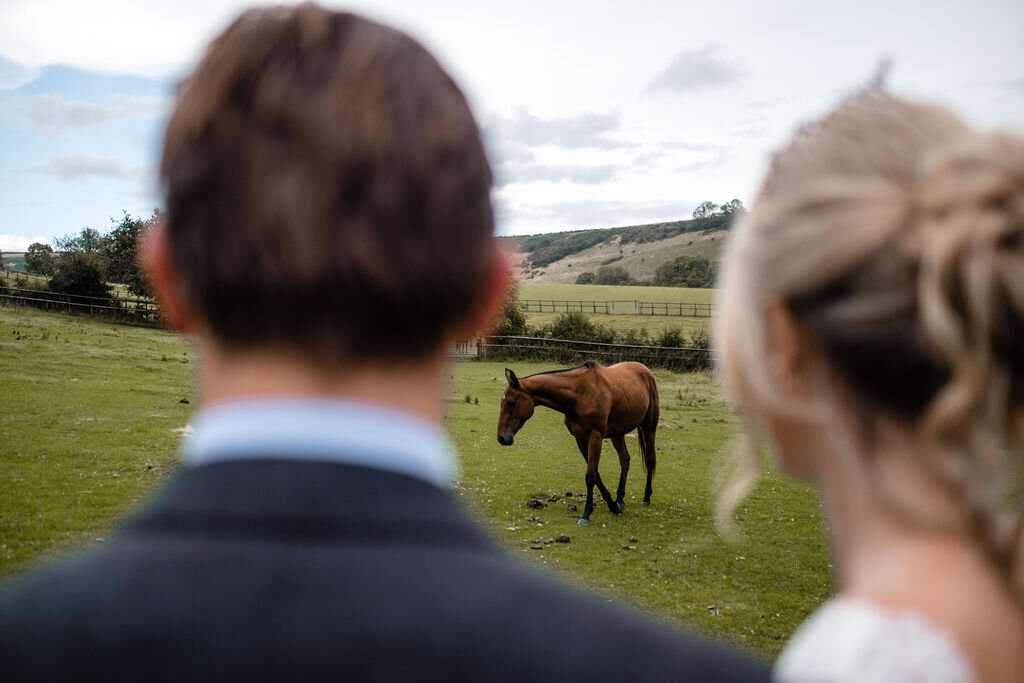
[505,368,520,388]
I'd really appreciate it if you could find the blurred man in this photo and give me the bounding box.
[0,5,767,680]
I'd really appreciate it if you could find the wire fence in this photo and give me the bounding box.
[0,286,163,327]
[478,335,712,372]
[0,279,712,371]
[520,298,714,317]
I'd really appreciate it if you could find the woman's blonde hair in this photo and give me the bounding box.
[714,92,1024,599]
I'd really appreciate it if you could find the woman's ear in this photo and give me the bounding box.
[764,299,817,400]
[139,220,197,333]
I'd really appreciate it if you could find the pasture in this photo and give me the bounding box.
[0,306,194,572]
[518,282,714,335]
[0,305,832,660]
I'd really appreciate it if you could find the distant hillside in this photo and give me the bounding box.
[2,252,26,272]
[501,213,735,284]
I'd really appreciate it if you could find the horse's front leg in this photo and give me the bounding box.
[576,432,618,526]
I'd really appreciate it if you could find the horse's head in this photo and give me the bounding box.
[497,368,535,446]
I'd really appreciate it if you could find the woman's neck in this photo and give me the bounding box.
[820,423,1024,682]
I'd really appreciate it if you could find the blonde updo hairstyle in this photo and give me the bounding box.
[714,93,1024,601]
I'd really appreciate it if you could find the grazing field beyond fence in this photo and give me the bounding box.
[1,306,832,661]
[519,283,715,335]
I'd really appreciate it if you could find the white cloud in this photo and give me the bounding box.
[28,154,146,182]
[484,107,635,188]
[0,54,38,90]
[0,234,50,251]
[674,148,731,173]
[645,44,740,94]
[484,108,633,152]
[494,162,619,188]
[498,198,697,233]
[19,94,169,129]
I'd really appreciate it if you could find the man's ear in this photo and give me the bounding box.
[764,299,815,399]
[454,243,512,340]
[139,220,197,333]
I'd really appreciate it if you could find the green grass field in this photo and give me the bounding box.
[519,283,714,335]
[0,305,194,572]
[0,305,832,660]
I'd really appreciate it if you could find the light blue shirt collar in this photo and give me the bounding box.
[182,398,454,488]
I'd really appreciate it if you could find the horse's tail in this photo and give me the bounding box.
[638,371,658,473]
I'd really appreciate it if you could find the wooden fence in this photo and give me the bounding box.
[520,298,714,317]
[636,301,713,317]
[0,287,163,327]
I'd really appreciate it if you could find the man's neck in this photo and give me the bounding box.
[198,340,450,424]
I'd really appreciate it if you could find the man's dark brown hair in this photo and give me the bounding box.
[160,3,494,364]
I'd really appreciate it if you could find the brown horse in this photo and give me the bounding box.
[497,361,658,526]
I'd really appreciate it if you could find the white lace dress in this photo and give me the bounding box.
[774,599,976,683]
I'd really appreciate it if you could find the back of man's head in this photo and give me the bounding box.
[160,3,494,366]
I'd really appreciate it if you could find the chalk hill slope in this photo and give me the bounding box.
[500,214,734,284]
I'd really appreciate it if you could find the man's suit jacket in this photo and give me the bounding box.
[0,459,769,681]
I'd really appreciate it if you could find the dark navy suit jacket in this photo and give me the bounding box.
[0,460,769,681]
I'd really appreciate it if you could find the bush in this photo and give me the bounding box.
[593,265,631,286]
[654,254,714,288]
[548,311,599,341]
[656,327,685,348]
[490,279,528,337]
[618,326,650,346]
[49,252,112,300]
[575,271,595,285]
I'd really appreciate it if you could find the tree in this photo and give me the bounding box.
[49,252,112,300]
[720,198,746,215]
[692,201,720,220]
[102,210,158,296]
[575,271,595,285]
[654,254,714,288]
[593,265,631,286]
[24,243,55,276]
[55,227,104,254]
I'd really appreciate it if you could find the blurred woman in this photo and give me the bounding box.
[714,93,1024,682]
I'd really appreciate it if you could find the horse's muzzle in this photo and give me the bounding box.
[497,433,514,446]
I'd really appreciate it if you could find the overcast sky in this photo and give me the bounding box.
[1,0,1021,250]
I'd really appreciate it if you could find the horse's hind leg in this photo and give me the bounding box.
[638,422,656,506]
[610,435,630,512]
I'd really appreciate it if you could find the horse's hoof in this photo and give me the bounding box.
[616,501,626,512]
[641,499,651,507]
[577,517,591,527]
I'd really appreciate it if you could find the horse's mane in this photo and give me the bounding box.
[523,361,596,380]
